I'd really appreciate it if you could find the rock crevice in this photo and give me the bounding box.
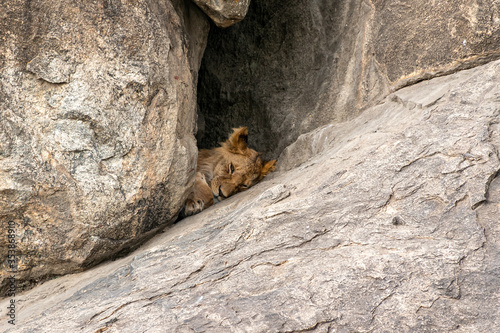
[2,58,499,332]
[197,0,500,159]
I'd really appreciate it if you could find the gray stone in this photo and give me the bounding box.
[197,0,500,159]
[0,0,209,292]
[2,56,499,333]
[192,0,251,27]
[26,52,74,84]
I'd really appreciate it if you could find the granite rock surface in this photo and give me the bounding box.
[0,0,209,292]
[2,57,499,333]
[198,0,500,159]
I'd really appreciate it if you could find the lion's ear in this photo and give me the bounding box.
[260,159,277,179]
[225,127,248,153]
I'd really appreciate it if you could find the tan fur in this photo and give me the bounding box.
[184,127,277,216]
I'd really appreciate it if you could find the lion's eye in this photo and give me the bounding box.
[241,184,249,189]
[229,163,235,174]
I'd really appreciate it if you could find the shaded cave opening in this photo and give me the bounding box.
[195,13,278,161]
[195,0,355,161]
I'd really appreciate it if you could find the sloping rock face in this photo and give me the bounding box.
[0,0,209,291]
[2,58,499,333]
[197,0,500,158]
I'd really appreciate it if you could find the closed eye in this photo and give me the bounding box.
[229,163,235,174]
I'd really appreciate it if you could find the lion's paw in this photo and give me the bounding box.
[183,198,205,216]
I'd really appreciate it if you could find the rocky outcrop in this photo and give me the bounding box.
[0,0,209,291]
[192,0,251,27]
[2,57,499,333]
[197,0,500,158]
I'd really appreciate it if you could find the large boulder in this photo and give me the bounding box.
[197,0,500,158]
[0,0,209,292]
[2,57,499,333]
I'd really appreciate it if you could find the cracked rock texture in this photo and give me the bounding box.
[0,0,209,291]
[2,57,499,333]
[197,0,500,158]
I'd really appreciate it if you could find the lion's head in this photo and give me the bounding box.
[201,127,276,202]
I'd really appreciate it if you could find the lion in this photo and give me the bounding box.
[184,127,277,216]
